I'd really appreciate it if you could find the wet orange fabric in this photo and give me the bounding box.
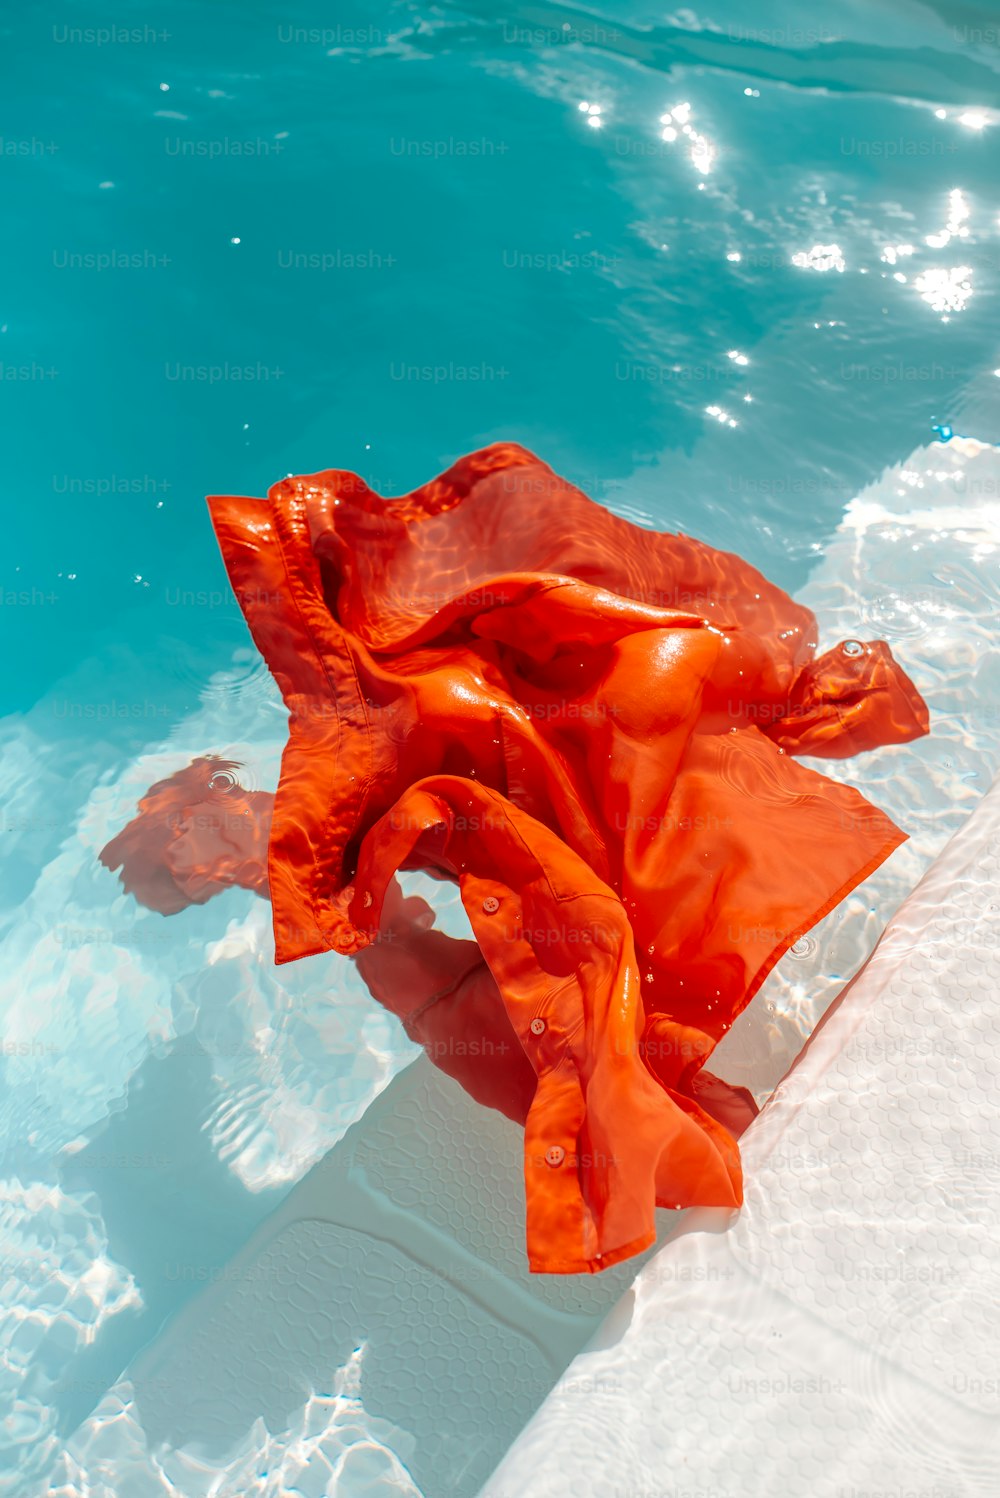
[100,758,273,915]
[111,443,930,1273]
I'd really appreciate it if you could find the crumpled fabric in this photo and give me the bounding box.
[125,443,929,1273]
[100,758,273,914]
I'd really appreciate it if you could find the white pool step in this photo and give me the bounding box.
[481,773,1000,1498]
[90,1045,667,1497]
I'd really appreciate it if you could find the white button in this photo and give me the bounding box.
[482,895,500,914]
[545,1145,565,1167]
[529,1018,546,1036]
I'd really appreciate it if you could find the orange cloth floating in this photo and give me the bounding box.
[105,444,930,1273]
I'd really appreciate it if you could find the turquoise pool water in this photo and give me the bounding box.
[2,2,1000,1494]
[5,0,1000,716]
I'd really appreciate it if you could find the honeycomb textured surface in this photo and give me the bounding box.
[483,775,1000,1498]
[352,1052,654,1316]
[63,1056,664,1498]
[126,1223,555,1497]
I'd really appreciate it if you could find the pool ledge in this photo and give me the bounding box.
[481,772,1000,1496]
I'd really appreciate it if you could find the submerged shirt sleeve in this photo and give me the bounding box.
[761,639,930,756]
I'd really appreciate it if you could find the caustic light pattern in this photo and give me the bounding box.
[101,444,928,1274]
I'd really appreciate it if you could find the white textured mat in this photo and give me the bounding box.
[481,774,1000,1498]
[58,1053,663,1498]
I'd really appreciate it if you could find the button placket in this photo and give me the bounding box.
[523,1074,592,1267]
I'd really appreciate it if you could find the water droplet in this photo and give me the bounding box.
[209,768,239,793]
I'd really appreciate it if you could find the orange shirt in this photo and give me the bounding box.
[196,444,927,1272]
